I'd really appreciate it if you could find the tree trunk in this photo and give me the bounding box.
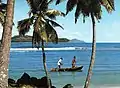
[84,12,96,88]
[0,0,14,88]
[41,40,51,88]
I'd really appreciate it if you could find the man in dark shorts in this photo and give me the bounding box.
[72,56,76,68]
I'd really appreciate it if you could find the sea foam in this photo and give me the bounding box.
[10,47,84,52]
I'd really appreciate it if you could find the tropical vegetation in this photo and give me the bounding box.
[11,35,70,42]
[0,1,6,26]
[0,0,116,88]
[17,0,65,87]
[53,0,115,88]
[0,0,15,88]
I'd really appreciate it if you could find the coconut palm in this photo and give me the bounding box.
[0,2,7,26]
[0,2,7,43]
[54,0,114,88]
[0,0,15,88]
[17,0,64,87]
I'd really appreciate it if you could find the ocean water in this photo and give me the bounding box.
[9,42,120,88]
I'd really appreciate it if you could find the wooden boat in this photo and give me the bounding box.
[50,66,83,72]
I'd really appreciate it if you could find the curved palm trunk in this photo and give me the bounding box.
[41,40,51,88]
[0,0,14,88]
[84,12,96,88]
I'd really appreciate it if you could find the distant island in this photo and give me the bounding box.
[69,39,85,43]
[11,35,85,43]
[11,35,69,42]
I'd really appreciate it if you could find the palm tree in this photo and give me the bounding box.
[0,0,15,88]
[17,0,64,87]
[0,2,6,26]
[54,0,114,88]
[0,2,7,42]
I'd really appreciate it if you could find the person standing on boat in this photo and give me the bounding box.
[72,56,76,68]
[57,57,63,69]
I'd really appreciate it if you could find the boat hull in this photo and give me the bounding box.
[50,66,83,72]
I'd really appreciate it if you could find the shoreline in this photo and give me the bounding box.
[73,85,120,88]
[53,84,120,88]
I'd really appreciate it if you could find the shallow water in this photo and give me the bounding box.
[9,42,120,87]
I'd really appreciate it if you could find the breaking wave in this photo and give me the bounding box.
[10,47,120,52]
[10,47,86,52]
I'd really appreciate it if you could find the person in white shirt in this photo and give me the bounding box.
[57,58,63,69]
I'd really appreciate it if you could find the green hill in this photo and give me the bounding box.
[12,35,32,42]
[69,39,85,43]
[11,35,70,42]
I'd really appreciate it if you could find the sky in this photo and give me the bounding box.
[0,0,120,43]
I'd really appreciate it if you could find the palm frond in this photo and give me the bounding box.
[26,0,34,11]
[100,0,114,13]
[34,16,41,32]
[46,14,56,20]
[33,16,48,45]
[74,0,102,23]
[0,11,5,25]
[75,0,90,23]
[17,18,33,36]
[38,0,48,12]
[46,19,64,29]
[92,0,102,20]
[83,15,85,23]
[66,0,78,15]
[107,0,114,10]
[48,0,65,5]
[40,27,48,42]
[48,0,54,4]
[56,0,64,5]
[32,30,41,48]
[32,17,42,48]
[26,0,48,14]
[46,9,65,17]
[45,22,58,43]
[75,1,82,23]
[0,3,7,13]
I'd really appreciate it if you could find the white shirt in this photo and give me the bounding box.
[57,59,62,65]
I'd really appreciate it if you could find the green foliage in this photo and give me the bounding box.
[55,0,115,23]
[11,35,69,42]
[58,38,69,42]
[0,3,7,25]
[17,18,33,36]
[46,9,65,19]
[0,12,4,25]
[11,35,32,42]
[17,0,64,48]
[26,0,48,14]
[54,1,115,88]
[56,0,65,5]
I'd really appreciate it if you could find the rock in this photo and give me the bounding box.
[16,73,31,86]
[36,76,52,88]
[30,77,38,86]
[35,78,41,87]
[20,73,30,80]
[8,78,16,84]
[63,84,73,88]
[8,78,17,87]
[40,76,48,87]
[9,73,56,88]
